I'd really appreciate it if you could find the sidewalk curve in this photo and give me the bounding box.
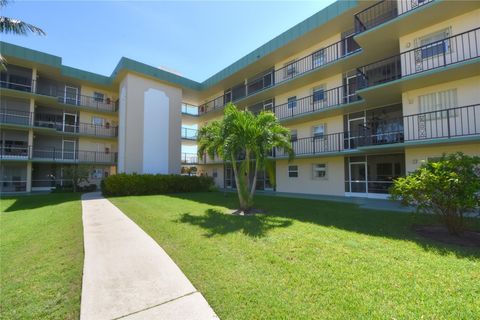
[80,192,218,320]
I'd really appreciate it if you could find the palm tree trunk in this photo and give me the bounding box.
[249,158,259,203]
[231,152,248,210]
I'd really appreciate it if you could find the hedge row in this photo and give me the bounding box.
[101,173,215,196]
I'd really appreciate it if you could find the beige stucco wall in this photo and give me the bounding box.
[276,156,345,196]
[118,73,182,174]
[405,142,480,173]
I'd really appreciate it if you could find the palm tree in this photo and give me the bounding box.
[0,0,46,70]
[197,103,294,212]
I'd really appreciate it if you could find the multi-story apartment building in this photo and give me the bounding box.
[1,0,479,197]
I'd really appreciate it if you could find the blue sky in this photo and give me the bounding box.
[2,0,335,82]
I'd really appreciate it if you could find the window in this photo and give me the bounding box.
[312,86,325,103]
[212,168,218,178]
[224,89,232,104]
[312,124,326,139]
[418,89,457,117]
[288,96,297,109]
[92,116,105,126]
[290,129,298,142]
[285,60,296,77]
[312,49,325,68]
[263,99,274,112]
[93,92,104,102]
[288,165,298,178]
[312,164,327,179]
[418,28,451,59]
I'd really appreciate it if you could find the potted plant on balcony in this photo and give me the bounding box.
[105,121,110,129]
[106,97,111,104]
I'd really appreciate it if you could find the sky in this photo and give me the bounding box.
[1,0,336,82]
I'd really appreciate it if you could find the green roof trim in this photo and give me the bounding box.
[201,0,359,89]
[111,57,201,90]
[0,0,360,91]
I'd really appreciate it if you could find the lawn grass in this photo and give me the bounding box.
[110,192,480,320]
[0,193,84,319]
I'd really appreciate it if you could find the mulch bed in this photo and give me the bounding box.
[414,225,480,247]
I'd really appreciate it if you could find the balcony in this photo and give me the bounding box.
[0,79,118,112]
[273,85,362,121]
[0,146,117,164]
[0,145,30,160]
[181,103,199,116]
[0,109,32,126]
[356,28,480,105]
[181,153,198,164]
[0,109,118,137]
[31,148,117,164]
[198,36,361,116]
[275,104,480,158]
[354,0,434,33]
[181,127,197,140]
[34,116,118,138]
[0,180,27,192]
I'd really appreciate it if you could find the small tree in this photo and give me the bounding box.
[197,103,294,212]
[390,152,480,235]
[63,165,91,192]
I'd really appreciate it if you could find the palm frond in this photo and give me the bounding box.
[0,54,6,72]
[0,17,46,35]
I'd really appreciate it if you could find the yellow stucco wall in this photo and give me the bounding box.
[274,33,341,71]
[81,85,117,101]
[197,164,224,188]
[276,156,345,196]
[399,9,480,54]
[78,137,117,152]
[274,74,343,106]
[285,114,343,139]
[402,76,480,116]
[79,110,119,126]
[405,142,480,173]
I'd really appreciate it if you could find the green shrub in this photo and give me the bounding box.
[390,152,480,235]
[101,173,215,197]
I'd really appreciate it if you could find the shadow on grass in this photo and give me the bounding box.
[171,192,480,259]
[1,193,80,213]
[178,209,292,238]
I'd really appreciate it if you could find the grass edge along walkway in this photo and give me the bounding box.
[110,192,480,320]
[0,193,84,320]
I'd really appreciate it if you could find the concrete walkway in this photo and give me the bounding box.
[80,192,218,320]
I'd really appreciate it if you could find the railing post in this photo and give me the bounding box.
[447,109,451,138]
[443,43,447,66]
[312,137,316,154]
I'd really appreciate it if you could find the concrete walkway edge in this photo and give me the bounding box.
[80,192,218,320]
